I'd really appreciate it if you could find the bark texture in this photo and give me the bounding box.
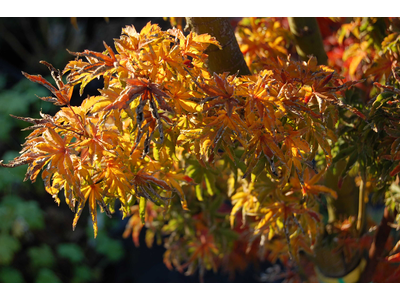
[288,17,328,65]
[313,157,364,280]
[185,17,250,76]
[287,20,365,280]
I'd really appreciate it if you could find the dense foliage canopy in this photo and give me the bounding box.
[1,17,400,282]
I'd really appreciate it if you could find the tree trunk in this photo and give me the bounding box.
[287,18,367,281]
[288,17,328,65]
[312,160,365,281]
[185,17,250,76]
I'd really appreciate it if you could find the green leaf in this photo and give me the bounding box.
[139,196,146,224]
[209,196,223,214]
[95,235,124,262]
[251,155,267,178]
[0,117,13,141]
[153,144,161,161]
[165,131,179,162]
[0,195,44,236]
[0,267,24,283]
[57,243,84,263]
[35,268,61,283]
[340,150,359,180]
[332,145,357,165]
[0,152,27,191]
[204,171,217,196]
[0,235,21,265]
[72,265,93,283]
[0,206,14,232]
[216,228,239,241]
[15,201,44,230]
[369,92,394,116]
[28,244,55,268]
[195,184,204,201]
[0,78,46,116]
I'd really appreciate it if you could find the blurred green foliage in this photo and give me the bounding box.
[28,244,55,269]
[36,268,61,283]
[0,19,133,282]
[93,233,124,262]
[57,244,84,264]
[0,235,21,265]
[0,267,24,283]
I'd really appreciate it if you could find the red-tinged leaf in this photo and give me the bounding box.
[307,210,321,223]
[22,72,71,106]
[22,72,58,94]
[338,177,344,189]
[385,126,400,138]
[315,91,366,120]
[391,138,400,159]
[103,41,117,62]
[351,108,367,120]
[373,82,400,94]
[319,72,335,88]
[182,175,194,183]
[104,85,145,111]
[67,48,115,65]
[387,252,400,263]
[134,169,172,191]
[307,168,327,186]
[24,156,52,183]
[10,113,54,129]
[0,157,32,169]
[365,53,395,82]
[306,184,338,199]
[390,164,400,177]
[40,62,73,105]
[327,79,365,92]
[40,61,64,87]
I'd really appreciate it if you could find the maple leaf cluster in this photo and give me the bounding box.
[235,17,400,280]
[234,17,293,70]
[1,23,221,238]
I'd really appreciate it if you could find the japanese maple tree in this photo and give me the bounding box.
[1,17,400,282]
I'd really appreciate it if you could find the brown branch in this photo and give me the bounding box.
[359,207,397,282]
[185,17,250,76]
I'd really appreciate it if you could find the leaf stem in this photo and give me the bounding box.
[356,175,366,234]
[67,103,86,135]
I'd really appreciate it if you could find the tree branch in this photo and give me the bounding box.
[185,17,250,76]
